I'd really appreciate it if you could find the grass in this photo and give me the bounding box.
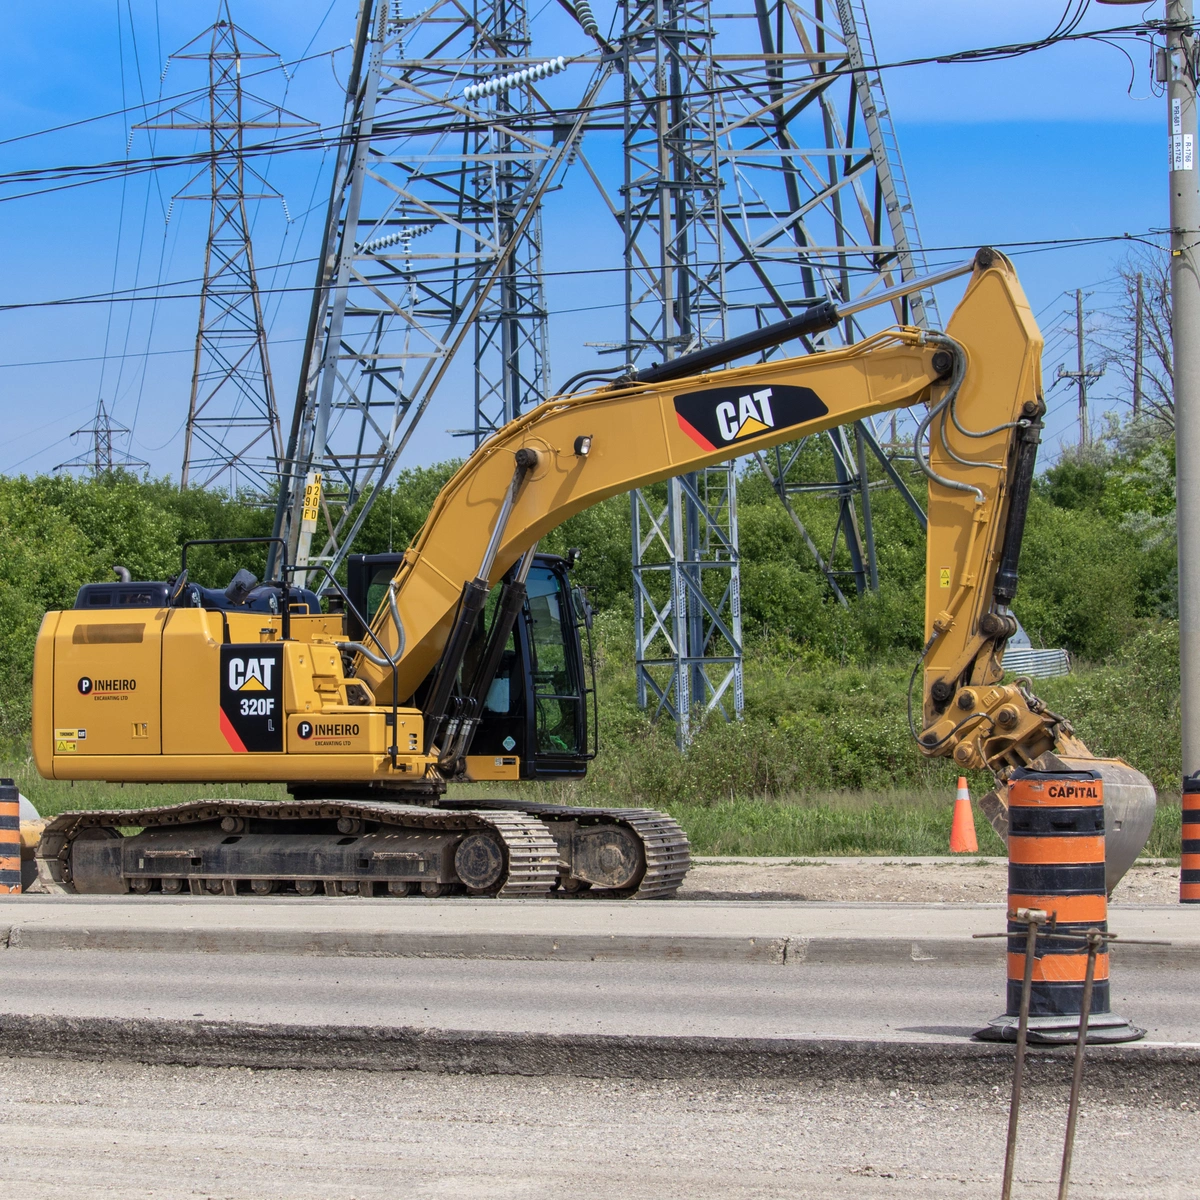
[660,792,1008,857]
[5,748,1182,862]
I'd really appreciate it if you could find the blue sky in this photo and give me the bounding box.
[0,0,1169,479]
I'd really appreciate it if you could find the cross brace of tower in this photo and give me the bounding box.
[138,2,314,496]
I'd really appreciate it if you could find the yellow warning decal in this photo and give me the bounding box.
[55,740,78,754]
[939,568,952,589]
[301,472,322,525]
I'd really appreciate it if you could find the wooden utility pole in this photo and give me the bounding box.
[1055,289,1103,447]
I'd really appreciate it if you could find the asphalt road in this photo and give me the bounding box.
[3,948,1198,1044]
[2,1054,1196,1198]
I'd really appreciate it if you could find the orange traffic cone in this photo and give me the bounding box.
[949,776,978,853]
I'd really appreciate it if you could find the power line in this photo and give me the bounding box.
[0,43,348,150]
[0,20,1167,206]
[0,230,1168,317]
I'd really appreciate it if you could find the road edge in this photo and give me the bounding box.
[2,1013,1198,1090]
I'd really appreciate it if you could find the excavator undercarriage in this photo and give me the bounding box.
[36,799,690,900]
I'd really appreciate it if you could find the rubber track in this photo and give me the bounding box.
[34,800,559,899]
[438,799,691,899]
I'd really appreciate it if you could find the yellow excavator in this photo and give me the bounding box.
[29,249,1156,899]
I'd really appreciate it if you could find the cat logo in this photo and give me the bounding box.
[219,645,284,753]
[228,656,275,692]
[673,384,828,451]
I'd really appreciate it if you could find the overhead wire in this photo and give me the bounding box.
[94,0,133,414]
[0,43,349,151]
[260,0,341,343]
[0,229,1168,319]
[111,0,161,419]
[0,16,1168,208]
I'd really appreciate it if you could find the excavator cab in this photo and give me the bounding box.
[345,552,595,780]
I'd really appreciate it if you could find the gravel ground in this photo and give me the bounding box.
[2,1055,1195,1198]
[677,860,1181,904]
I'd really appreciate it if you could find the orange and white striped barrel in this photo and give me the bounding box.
[0,778,20,894]
[1182,774,1200,903]
[1006,767,1107,1018]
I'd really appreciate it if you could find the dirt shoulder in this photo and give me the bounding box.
[677,858,1179,904]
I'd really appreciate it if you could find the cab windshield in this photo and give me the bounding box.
[525,566,582,755]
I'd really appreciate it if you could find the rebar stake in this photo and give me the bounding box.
[1057,927,1103,1200]
[1001,907,1045,1200]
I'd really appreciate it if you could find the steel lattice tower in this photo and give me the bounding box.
[55,400,149,477]
[272,0,597,580]
[617,0,939,742]
[714,0,940,601]
[141,5,312,495]
[620,0,744,745]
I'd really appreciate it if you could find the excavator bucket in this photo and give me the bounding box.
[978,756,1157,894]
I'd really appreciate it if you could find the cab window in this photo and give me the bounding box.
[525,566,581,755]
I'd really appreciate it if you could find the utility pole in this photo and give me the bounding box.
[1076,289,1089,445]
[1168,0,1200,777]
[1055,289,1103,447]
[1101,0,1200,773]
[1134,270,1145,420]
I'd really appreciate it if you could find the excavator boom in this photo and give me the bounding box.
[359,330,944,704]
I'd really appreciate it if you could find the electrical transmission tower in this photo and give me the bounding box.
[618,0,744,745]
[613,0,939,742]
[614,0,940,739]
[140,3,312,495]
[261,0,937,749]
[272,0,599,580]
[55,400,149,477]
[745,0,940,602]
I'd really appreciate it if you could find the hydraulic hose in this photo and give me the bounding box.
[913,336,984,505]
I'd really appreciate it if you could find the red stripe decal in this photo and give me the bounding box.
[219,708,248,753]
[675,412,717,451]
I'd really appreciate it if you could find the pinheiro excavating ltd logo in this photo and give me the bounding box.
[78,676,135,695]
[672,383,829,452]
[298,721,360,741]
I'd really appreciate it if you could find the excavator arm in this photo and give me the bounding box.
[355,329,946,702]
